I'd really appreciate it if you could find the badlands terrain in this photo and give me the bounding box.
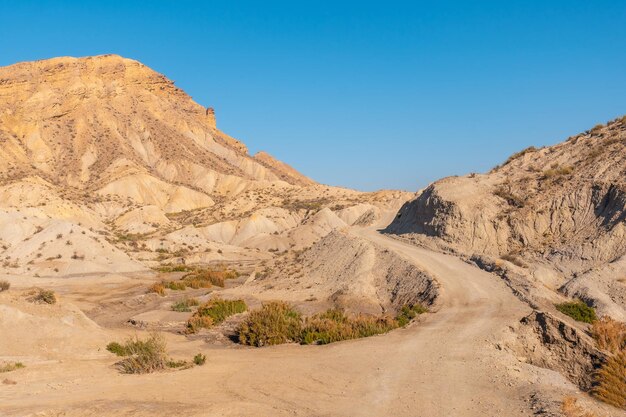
[0,55,624,417]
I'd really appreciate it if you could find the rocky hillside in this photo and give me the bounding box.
[0,55,409,277]
[387,116,626,319]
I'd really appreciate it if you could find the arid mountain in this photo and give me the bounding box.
[0,55,408,277]
[387,117,626,320]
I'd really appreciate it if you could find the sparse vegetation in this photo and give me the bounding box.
[0,362,24,373]
[0,280,9,292]
[591,316,626,354]
[500,253,527,268]
[148,282,166,296]
[239,303,420,347]
[193,353,206,366]
[107,333,168,374]
[238,301,302,346]
[396,304,428,327]
[555,300,597,324]
[171,297,200,312]
[300,309,398,345]
[27,288,57,304]
[494,187,525,208]
[543,165,573,179]
[185,298,247,333]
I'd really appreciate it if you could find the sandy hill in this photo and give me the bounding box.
[387,116,626,319]
[0,55,409,277]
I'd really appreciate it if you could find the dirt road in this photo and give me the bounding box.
[1,228,566,417]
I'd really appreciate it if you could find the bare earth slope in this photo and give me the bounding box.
[387,117,626,320]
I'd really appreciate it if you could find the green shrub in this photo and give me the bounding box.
[171,298,200,312]
[555,301,597,324]
[166,359,188,368]
[0,362,24,373]
[193,353,206,366]
[106,341,128,356]
[0,280,9,292]
[238,301,302,346]
[185,299,247,333]
[396,304,428,327]
[113,333,168,374]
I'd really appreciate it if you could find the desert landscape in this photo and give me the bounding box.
[0,55,624,417]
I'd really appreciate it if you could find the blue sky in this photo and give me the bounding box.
[1,1,625,191]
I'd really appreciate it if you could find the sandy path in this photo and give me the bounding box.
[1,228,555,417]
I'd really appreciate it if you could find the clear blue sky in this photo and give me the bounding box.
[1,1,625,191]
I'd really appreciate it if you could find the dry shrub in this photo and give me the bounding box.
[0,362,24,373]
[148,282,166,296]
[171,297,199,312]
[239,301,302,347]
[591,316,626,354]
[561,396,597,417]
[26,288,57,304]
[592,351,626,409]
[0,280,9,292]
[111,333,168,374]
[185,316,214,333]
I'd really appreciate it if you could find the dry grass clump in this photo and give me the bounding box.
[107,333,168,374]
[543,165,574,179]
[148,282,166,296]
[239,301,302,347]
[185,298,247,333]
[0,280,10,292]
[555,300,597,324]
[0,362,24,373]
[500,253,528,268]
[193,353,206,366]
[591,316,626,354]
[561,396,598,417]
[26,288,57,304]
[171,297,200,312]
[494,187,525,208]
[592,351,626,409]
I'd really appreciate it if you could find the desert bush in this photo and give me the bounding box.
[543,165,573,179]
[592,351,626,409]
[0,280,9,292]
[396,304,428,327]
[171,298,200,312]
[148,282,166,296]
[166,359,188,368]
[238,301,302,347]
[555,300,597,324]
[110,333,168,374]
[0,362,24,373]
[185,299,247,333]
[27,288,57,304]
[193,353,206,366]
[300,309,398,345]
[165,281,187,291]
[591,316,626,354]
[494,187,525,208]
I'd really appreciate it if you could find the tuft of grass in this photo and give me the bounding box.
[0,280,9,292]
[193,353,206,366]
[185,299,247,333]
[238,301,302,347]
[27,288,57,304]
[396,304,428,327]
[148,282,166,296]
[592,351,626,409]
[109,333,168,374]
[543,165,573,179]
[555,300,597,324]
[591,316,626,354]
[166,359,188,369]
[171,298,200,312]
[0,362,24,373]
